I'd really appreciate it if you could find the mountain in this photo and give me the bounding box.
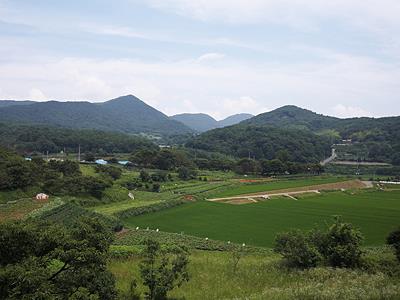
[171,112,254,132]
[187,105,400,164]
[0,100,35,108]
[219,113,253,127]
[0,95,192,136]
[243,105,339,130]
[171,113,219,132]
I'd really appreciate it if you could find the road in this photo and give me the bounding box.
[320,148,337,166]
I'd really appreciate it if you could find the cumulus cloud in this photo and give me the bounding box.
[1,49,398,118]
[197,53,225,62]
[28,88,48,101]
[332,104,373,118]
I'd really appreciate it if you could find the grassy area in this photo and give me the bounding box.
[0,198,47,222]
[91,199,162,215]
[122,189,400,247]
[209,176,347,198]
[109,248,400,300]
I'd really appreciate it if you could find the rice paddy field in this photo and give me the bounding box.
[122,189,400,247]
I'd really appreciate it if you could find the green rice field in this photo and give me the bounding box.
[123,189,400,247]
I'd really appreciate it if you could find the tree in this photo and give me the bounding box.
[84,152,96,162]
[140,239,189,300]
[177,167,197,180]
[0,218,117,299]
[140,170,151,182]
[235,158,259,175]
[317,217,364,268]
[274,229,321,268]
[387,227,400,262]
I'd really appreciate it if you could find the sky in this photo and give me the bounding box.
[0,0,399,120]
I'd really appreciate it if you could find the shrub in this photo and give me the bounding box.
[274,229,321,268]
[140,239,189,300]
[387,227,400,262]
[320,217,364,268]
[275,217,364,269]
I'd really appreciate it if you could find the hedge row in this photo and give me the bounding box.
[37,202,123,232]
[114,199,187,219]
[114,228,268,253]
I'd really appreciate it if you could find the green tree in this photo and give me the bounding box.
[140,239,189,300]
[140,170,151,182]
[387,227,400,262]
[177,167,197,180]
[0,218,117,299]
[235,158,259,175]
[274,229,321,268]
[314,217,364,268]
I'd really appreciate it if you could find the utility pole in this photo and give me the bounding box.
[78,144,81,162]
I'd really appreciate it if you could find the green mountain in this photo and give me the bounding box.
[170,113,219,132]
[0,100,35,108]
[187,106,400,164]
[0,95,192,136]
[219,113,253,127]
[171,112,253,132]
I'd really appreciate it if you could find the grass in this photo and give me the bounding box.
[0,198,47,222]
[109,247,400,300]
[91,199,162,215]
[209,176,347,198]
[122,189,400,247]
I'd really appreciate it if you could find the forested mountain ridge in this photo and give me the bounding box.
[0,123,158,154]
[0,95,192,136]
[171,112,253,132]
[170,113,219,132]
[186,124,332,163]
[187,105,400,164]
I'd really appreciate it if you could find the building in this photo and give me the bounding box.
[35,193,49,200]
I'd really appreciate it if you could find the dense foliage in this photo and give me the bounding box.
[0,123,158,155]
[274,218,364,268]
[139,239,189,300]
[186,125,331,163]
[0,147,112,199]
[274,230,321,268]
[0,218,117,299]
[387,227,400,263]
[0,95,192,136]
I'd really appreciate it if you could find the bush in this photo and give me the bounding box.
[387,227,400,262]
[319,217,364,268]
[274,229,321,268]
[140,239,189,300]
[275,217,364,269]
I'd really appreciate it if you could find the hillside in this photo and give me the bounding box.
[219,113,253,127]
[0,123,158,154]
[0,95,192,136]
[0,100,35,108]
[171,112,253,132]
[187,105,400,164]
[186,124,331,163]
[170,113,219,132]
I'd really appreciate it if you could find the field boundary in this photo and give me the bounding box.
[207,180,372,204]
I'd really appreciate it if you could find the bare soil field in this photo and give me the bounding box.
[208,180,371,204]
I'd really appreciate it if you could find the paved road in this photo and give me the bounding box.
[321,148,337,166]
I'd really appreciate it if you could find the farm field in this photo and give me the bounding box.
[122,189,400,247]
[209,176,348,198]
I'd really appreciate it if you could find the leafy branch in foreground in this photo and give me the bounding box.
[139,239,190,300]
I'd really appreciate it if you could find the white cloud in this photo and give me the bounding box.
[196,53,225,62]
[332,104,373,118]
[0,50,399,118]
[29,88,48,101]
[146,0,400,30]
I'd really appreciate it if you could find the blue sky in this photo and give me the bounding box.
[0,0,399,119]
